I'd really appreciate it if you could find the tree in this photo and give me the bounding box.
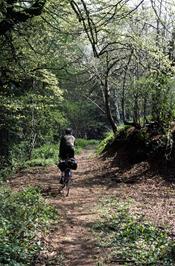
[0,0,46,35]
[70,0,175,130]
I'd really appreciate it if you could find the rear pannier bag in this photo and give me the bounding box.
[58,160,67,171]
[67,158,77,170]
[58,158,77,171]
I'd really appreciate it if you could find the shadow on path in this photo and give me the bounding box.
[9,148,175,265]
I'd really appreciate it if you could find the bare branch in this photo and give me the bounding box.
[83,95,105,113]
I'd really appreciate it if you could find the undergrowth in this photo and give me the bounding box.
[26,139,99,167]
[96,125,130,155]
[75,138,99,154]
[0,139,99,179]
[26,144,58,167]
[93,198,175,265]
[0,186,57,265]
[96,131,114,155]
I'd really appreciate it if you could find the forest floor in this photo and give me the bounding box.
[9,147,175,266]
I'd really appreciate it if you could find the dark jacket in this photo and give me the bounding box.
[59,134,75,160]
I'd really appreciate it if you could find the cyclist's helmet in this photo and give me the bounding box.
[65,128,72,135]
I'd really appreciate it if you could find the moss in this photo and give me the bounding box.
[98,124,171,163]
[96,131,114,155]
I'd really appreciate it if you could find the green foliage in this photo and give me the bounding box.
[27,144,58,167]
[0,167,13,183]
[0,186,57,265]
[10,142,31,169]
[26,158,56,168]
[96,131,114,155]
[145,74,175,123]
[96,126,130,155]
[63,100,107,139]
[1,138,99,174]
[93,198,175,265]
[75,138,99,154]
[25,148,56,167]
[0,142,30,181]
[27,139,99,166]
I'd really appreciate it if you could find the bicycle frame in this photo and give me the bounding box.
[60,167,72,196]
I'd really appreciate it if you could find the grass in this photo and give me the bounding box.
[96,125,132,155]
[93,197,175,265]
[26,144,58,167]
[0,138,100,180]
[96,131,114,155]
[0,186,57,265]
[26,139,99,167]
[75,138,99,154]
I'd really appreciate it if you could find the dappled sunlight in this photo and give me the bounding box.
[9,148,175,265]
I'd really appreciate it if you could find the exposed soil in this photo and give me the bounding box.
[9,148,175,265]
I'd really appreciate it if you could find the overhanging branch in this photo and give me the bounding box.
[0,0,46,35]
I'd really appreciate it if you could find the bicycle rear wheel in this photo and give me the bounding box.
[59,168,72,196]
[64,168,72,196]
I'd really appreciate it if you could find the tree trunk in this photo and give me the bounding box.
[121,91,125,123]
[114,90,121,124]
[133,93,139,124]
[143,96,148,125]
[104,76,117,133]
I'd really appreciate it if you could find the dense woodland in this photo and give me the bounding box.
[1,0,175,172]
[0,0,175,265]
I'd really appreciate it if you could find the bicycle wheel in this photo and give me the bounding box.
[64,168,72,196]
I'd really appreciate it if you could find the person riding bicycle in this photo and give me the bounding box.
[58,128,76,196]
[59,128,75,160]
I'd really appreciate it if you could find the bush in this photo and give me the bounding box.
[0,166,13,182]
[96,124,174,163]
[27,139,99,166]
[93,198,175,265]
[0,144,59,179]
[96,125,132,155]
[25,144,58,167]
[10,141,30,167]
[0,186,57,265]
[96,131,114,155]
[2,139,99,173]
[32,144,58,161]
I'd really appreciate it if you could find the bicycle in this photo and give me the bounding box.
[58,157,77,196]
[59,166,72,196]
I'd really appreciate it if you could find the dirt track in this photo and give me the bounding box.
[10,148,106,265]
[10,148,175,265]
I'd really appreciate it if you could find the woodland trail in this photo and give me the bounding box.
[10,148,112,266]
[10,148,175,266]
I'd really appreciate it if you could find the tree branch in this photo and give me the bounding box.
[0,0,46,35]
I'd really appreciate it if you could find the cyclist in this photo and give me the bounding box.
[59,128,75,160]
[58,128,76,196]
